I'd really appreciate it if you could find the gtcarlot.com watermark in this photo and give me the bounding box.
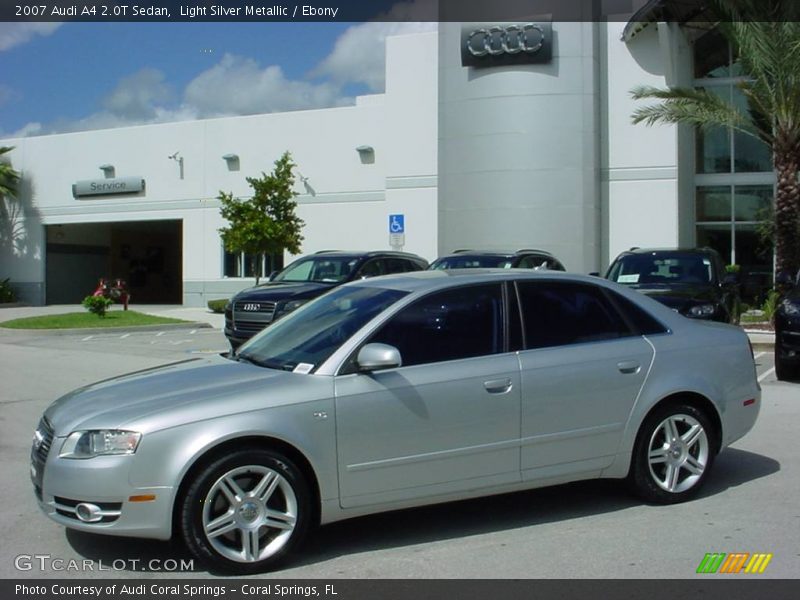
[14,554,194,572]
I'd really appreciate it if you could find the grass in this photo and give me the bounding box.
[0,310,190,330]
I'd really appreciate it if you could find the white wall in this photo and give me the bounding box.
[0,31,439,305]
[601,21,685,267]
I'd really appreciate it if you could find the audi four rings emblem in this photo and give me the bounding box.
[460,22,552,68]
[243,303,260,311]
[467,24,544,57]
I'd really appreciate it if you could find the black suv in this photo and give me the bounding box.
[604,247,739,323]
[224,250,428,349]
[429,249,566,271]
[775,270,800,381]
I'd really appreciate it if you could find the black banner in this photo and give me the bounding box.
[4,580,800,600]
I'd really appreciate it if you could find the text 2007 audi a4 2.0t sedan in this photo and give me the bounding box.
[30,271,760,573]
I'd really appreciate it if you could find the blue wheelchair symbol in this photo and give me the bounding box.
[389,214,405,234]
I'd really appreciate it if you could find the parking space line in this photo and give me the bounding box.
[81,335,93,341]
[120,333,130,339]
[156,331,165,337]
[759,367,776,383]
[754,352,766,360]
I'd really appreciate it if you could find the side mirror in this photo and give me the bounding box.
[357,343,402,372]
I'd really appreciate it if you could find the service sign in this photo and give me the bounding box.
[461,22,552,68]
[72,177,145,198]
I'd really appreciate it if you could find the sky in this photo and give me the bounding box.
[0,12,437,139]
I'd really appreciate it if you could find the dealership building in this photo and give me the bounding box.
[0,14,775,306]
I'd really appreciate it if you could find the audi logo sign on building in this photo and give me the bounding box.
[460,22,552,68]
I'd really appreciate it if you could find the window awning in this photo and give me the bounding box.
[622,0,715,42]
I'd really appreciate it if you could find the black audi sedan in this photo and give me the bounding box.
[224,250,428,349]
[603,248,740,324]
[775,270,800,381]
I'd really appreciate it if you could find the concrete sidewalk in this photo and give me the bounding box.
[0,304,224,329]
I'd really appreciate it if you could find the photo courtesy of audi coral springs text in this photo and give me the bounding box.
[31,271,761,573]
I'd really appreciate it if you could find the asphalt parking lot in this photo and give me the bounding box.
[0,321,797,580]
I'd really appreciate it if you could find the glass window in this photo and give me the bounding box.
[274,256,360,283]
[368,284,504,367]
[696,186,731,222]
[517,255,548,269]
[516,281,631,349]
[223,251,283,278]
[355,259,386,279]
[430,255,514,269]
[694,29,730,79]
[731,89,772,173]
[734,185,772,222]
[238,286,408,371]
[605,291,669,336]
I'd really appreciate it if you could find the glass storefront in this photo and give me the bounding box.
[693,30,776,303]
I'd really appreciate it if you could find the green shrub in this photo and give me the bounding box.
[208,299,229,314]
[82,295,113,317]
[761,289,781,324]
[0,278,17,303]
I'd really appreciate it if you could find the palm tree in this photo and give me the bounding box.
[0,146,19,200]
[630,0,800,277]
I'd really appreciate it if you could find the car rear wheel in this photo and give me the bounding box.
[628,403,716,504]
[180,449,311,574]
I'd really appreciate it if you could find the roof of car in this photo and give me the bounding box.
[348,268,598,294]
[620,247,720,256]
[301,250,427,260]
[441,248,555,257]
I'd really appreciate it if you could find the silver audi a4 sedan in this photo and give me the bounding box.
[31,270,761,573]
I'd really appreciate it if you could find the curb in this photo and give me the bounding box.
[745,330,774,352]
[0,321,213,336]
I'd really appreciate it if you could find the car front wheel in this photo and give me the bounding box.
[628,403,716,504]
[180,449,311,574]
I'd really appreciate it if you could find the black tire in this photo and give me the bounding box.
[180,448,311,574]
[628,403,717,504]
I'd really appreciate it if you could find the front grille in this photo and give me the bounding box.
[33,417,55,464]
[233,320,269,333]
[233,300,276,314]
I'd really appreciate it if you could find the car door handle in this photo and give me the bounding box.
[617,360,641,374]
[483,378,513,394]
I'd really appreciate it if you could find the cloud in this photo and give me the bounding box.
[312,21,437,92]
[6,6,436,137]
[0,23,62,52]
[102,68,175,120]
[183,54,350,117]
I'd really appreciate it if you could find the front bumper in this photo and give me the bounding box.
[32,440,174,540]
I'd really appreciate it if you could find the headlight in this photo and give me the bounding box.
[780,299,800,316]
[280,299,308,314]
[687,303,716,318]
[59,430,141,459]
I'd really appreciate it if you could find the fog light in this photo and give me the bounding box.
[75,503,103,523]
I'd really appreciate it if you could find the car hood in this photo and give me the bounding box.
[234,281,335,302]
[625,284,719,310]
[44,355,323,435]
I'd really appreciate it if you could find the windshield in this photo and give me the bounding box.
[608,254,715,286]
[430,256,513,269]
[273,256,362,283]
[237,285,408,372]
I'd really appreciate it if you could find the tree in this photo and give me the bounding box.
[218,151,305,284]
[630,0,800,277]
[0,146,19,200]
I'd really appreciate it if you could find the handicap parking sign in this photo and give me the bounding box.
[389,214,405,234]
